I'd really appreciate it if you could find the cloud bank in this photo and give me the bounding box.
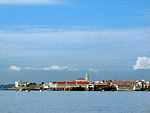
[68,68,78,71]
[9,66,21,71]
[1,26,150,71]
[9,65,79,71]
[0,0,61,4]
[24,67,36,70]
[43,65,69,71]
[89,68,99,72]
[133,57,150,70]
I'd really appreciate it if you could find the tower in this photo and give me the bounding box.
[85,73,89,82]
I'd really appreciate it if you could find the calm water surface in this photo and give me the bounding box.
[0,91,150,113]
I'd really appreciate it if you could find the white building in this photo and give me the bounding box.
[136,80,149,88]
[44,74,92,90]
[43,82,57,89]
[15,80,28,87]
[87,83,94,89]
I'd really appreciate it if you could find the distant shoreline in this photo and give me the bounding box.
[0,88,149,92]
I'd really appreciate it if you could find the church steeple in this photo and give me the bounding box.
[85,73,89,82]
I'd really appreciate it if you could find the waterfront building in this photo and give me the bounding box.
[111,79,149,91]
[133,86,141,91]
[56,81,89,89]
[111,80,137,90]
[44,81,93,90]
[94,81,109,90]
[94,81,108,86]
[43,82,57,89]
[123,81,138,86]
[111,80,138,86]
[87,83,94,89]
[44,74,92,90]
[15,80,28,87]
[116,84,132,91]
[136,80,149,88]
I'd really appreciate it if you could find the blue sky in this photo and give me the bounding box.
[0,0,150,84]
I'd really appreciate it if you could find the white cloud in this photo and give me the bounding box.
[43,65,69,71]
[133,57,150,70]
[9,66,21,71]
[23,67,36,70]
[8,65,79,71]
[89,68,99,72]
[68,68,78,71]
[43,67,50,71]
[0,0,61,4]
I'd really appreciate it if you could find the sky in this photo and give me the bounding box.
[0,0,150,84]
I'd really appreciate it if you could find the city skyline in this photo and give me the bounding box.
[0,0,150,84]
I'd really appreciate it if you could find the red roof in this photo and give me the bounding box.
[95,82,107,85]
[57,81,89,84]
[139,81,146,84]
[112,81,124,83]
[66,82,76,84]
[76,82,89,84]
[112,80,138,84]
[57,82,66,84]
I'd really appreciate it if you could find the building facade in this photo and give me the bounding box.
[15,80,28,87]
[43,74,92,90]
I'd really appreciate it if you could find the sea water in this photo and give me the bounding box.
[0,91,150,113]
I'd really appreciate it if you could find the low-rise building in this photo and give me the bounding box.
[111,79,149,91]
[137,80,149,88]
[116,84,132,91]
[15,80,28,87]
[43,74,92,90]
[111,80,138,91]
[43,82,57,89]
[87,83,94,89]
[56,81,89,90]
[94,81,109,90]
